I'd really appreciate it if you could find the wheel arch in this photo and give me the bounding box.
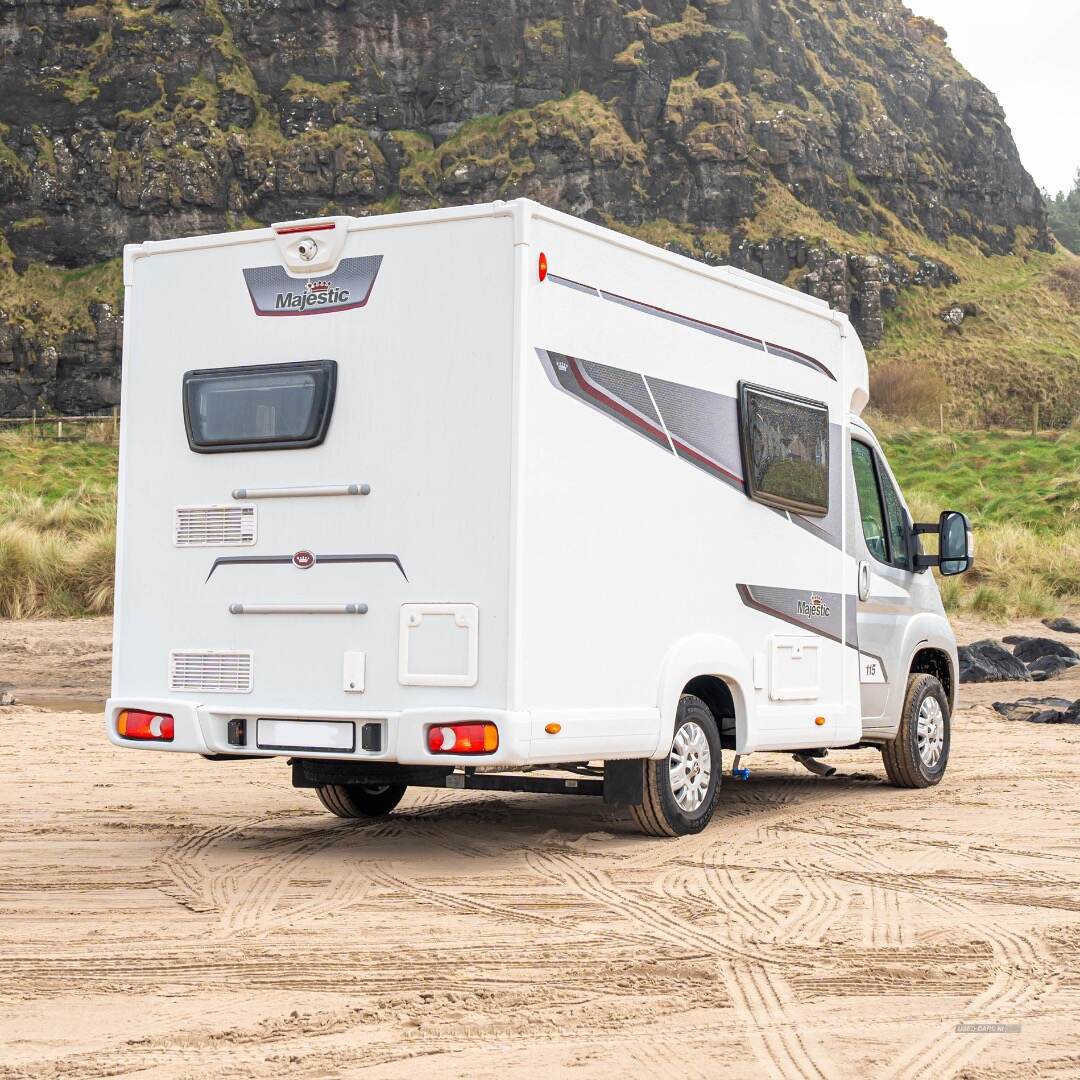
[654,634,751,759]
[909,645,955,711]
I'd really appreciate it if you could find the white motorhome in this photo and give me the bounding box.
[108,199,972,836]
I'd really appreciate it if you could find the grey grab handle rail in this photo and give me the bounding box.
[231,484,371,500]
[229,603,369,615]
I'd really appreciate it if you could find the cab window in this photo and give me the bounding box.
[879,465,912,570]
[852,440,911,570]
[852,441,888,562]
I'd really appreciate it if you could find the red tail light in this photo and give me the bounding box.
[117,710,174,742]
[538,251,548,281]
[427,722,498,754]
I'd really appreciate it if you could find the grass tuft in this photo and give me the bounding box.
[0,433,116,617]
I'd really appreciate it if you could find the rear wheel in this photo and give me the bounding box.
[631,694,721,837]
[316,783,407,818]
[881,673,950,788]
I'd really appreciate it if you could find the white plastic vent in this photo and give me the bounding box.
[174,505,256,547]
[170,651,253,694]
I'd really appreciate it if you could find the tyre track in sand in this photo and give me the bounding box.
[527,847,841,1080]
[885,893,1058,1080]
[155,794,510,934]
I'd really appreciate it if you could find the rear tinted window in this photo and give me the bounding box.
[739,384,830,516]
[183,360,336,453]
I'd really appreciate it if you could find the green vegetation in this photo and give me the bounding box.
[0,433,117,502]
[0,241,122,339]
[398,91,644,200]
[734,173,1080,429]
[282,74,351,105]
[1,424,1074,622]
[1047,171,1080,254]
[653,4,712,43]
[613,40,646,68]
[0,433,116,618]
[873,244,1080,429]
[523,18,565,56]
[879,428,1079,533]
[878,426,1080,620]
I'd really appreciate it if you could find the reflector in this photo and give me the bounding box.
[275,222,336,235]
[538,252,548,282]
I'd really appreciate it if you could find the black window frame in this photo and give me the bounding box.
[182,359,337,454]
[851,438,914,572]
[738,382,831,517]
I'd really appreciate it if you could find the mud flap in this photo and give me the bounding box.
[603,759,646,806]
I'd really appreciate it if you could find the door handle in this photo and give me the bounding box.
[858,560,870,602]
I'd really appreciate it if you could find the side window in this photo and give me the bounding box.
[739,383,830,516]
[878,465,912,571]
[851,441,888,562]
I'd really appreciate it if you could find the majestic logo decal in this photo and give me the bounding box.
[796,593,831,619]
[242,255,383,317]
[292,550,316,570]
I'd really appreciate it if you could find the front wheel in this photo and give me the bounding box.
[316,782,407,818]
[881,673,951,788]
[631,694,722,837]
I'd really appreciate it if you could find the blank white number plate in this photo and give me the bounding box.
[257,719,355,752]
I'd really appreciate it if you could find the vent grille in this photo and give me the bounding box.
[174,505,256,547]
[170,651,253,693]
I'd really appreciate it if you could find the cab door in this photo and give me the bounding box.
[850,438,918,722]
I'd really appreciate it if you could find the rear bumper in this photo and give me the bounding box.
[105,698,534,768]
[105,698,663,766]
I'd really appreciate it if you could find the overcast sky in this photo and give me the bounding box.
[903,0,1079,195]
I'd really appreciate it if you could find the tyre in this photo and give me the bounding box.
[631,694,722,837]
[316,782,407,818]
[881,672,950,788]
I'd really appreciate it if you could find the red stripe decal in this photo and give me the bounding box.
[603,288,762,350]
[670,437,743,485]
[567,360,669,446]
[551,274,835,380]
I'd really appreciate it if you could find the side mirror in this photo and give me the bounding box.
[914,510,973,575]
[938,510,973,575]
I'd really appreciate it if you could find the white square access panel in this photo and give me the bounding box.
[769,635,821,702]
[398,604,479,687]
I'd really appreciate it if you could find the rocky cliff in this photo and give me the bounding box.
[0,0,1054,416]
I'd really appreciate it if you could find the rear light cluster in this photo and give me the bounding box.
[117,710,174,742]
[427,722,498,755]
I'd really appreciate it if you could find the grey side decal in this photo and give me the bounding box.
[546,273,599,297]
[537,349,672,453]
[737,583,850,646]
[206,552,407,583]
[737,583,887,677]
[538,349,848,551]
[243,255,383,316]
[645,374,744,489]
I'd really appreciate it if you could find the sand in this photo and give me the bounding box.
[1,615,1079,1078]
